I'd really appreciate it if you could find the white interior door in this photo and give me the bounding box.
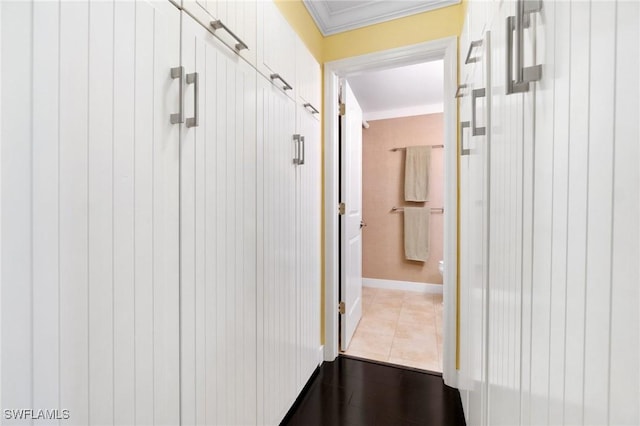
[339,81,363,352]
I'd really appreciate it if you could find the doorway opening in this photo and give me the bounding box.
[339,60,446,372]
[324,37,459,387]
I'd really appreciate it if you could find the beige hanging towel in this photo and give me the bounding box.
[404,146,431,202]
[403,207,430,262]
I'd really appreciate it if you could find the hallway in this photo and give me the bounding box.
[283,356,465,426]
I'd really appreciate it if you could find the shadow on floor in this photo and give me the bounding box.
[281,355,466,426]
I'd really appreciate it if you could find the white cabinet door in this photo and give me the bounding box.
[459,24,492,426]
[256,74,298,426]
[179,12,258,426]
[485,1,525,424]
[257,0,297,99]
[295,104,322,392]
[1,1,181,424]
[182,0,257,66]
[295,37,321,115]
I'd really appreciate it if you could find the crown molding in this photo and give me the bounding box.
[302,0,461,36]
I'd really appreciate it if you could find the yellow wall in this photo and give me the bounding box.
[275,0,466,346]
[323,3,466,63]
[273,0,323,61]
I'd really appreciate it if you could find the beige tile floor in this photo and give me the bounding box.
[341,287,443,372]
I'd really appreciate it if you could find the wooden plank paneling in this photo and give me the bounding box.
[133,3,156,423]
[113,2,137,423]
[563,2,591,423]
[152,4,181,424]
[608,1,640,424]
[88,2,115,423]
[547,1,570,423]
[59,3,90,423]
[529,1,555,423]
[180,14,257,426]
[32,0,60,416]
[257,74,297,426]
[1,2,33,419]
[583,2,616,424]
[461,1,639,425]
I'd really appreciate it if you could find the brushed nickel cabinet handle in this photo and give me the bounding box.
[170,66,184,124]
[471,89,486,136]
[303,103,319,114]
[210,20,249,51]
[293,134,301,165]
[186,72,199,128]
[506,0,543,95]
[460,121,470,156]
[465,39,483,64]
[270,73,293,91]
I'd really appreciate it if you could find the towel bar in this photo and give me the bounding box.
[391,207,444,213]
[390,145,443,151]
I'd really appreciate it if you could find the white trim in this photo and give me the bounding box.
[363,103,444,121]
[363,278,443,294]
[302,0,461,36]
[323,37,459,389]
[317,345,324,366]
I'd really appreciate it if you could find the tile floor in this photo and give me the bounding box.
[341,287,443,372]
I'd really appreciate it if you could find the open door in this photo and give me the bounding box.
[339,80,363,351]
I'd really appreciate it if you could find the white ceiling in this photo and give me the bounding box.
[347,60,444,121]
[303,0,460,36]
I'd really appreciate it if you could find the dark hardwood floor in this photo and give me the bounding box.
[282,355,467,426]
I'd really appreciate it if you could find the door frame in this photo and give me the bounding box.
[323,36,459,387]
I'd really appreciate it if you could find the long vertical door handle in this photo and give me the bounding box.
[506,16,519,94]
[471,89,486,136]
[293,134,301,164]
[300,135,305,165]
[506,0,543,95]
[170,66,184,124]
[460,121,470,156]
[517,0,542,84]
[186,72,199,128]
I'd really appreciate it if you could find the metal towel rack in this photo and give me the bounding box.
[391,207,444,213]
[390,145,443,151]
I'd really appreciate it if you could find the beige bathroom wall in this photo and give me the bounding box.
[362,114,444,285]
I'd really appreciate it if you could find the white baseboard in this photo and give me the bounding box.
[362,278,443,294]
[317,345,324,366]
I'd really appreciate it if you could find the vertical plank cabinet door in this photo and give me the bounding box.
[182,0,257,67]
[486,1,524,424]
[295,38,321,116]
[457,68,473,421]
[1,1,34,418]
[466,29,491,426]
[256,74,298,426]
[257,0,297,100]
[295,105,322,392]
[1,1,181,425]
[180,12,258,426]
[213,0,257,66]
